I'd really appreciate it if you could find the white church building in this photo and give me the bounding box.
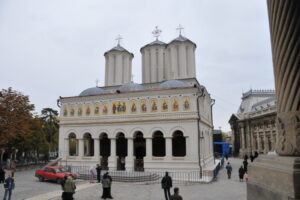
[58,27,215,173]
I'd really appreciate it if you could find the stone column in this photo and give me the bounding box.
[78,139,84,157]
[257,133,261,153]
[246,122,251,155]
[108,138,116,170]
[94,138,100,161]
[166,137,172,158]
[231,125,235,154]
[145,138,152,160]
[64,138,69,158]
[240,126,245,156]
[247,1,300,199]
[126,138,134,171]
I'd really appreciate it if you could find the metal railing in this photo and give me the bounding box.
[212,157,224,181]
[65,166,215,184]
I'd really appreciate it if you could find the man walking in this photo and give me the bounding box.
[3,173,14,200]
[226,162,232,179]
[96,164,102,183]
[161,172,173,200]
[170,187,183,200]
[0,167,5,184]
[63,176,76,200]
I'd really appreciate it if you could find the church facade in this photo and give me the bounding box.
[58,29,215,172]
[229,89,277,157]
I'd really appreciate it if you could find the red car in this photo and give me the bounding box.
[35,166,77,184]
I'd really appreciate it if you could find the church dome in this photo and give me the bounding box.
[104,44,134,57]
[168,35,196,47]
[140,40,166,51]
[118,83,145,92]
[158,80,190,89]
[79,87,108,96]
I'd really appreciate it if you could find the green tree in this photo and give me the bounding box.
[41,108,59,152]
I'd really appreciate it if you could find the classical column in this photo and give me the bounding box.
[126,138,134,171]
[108,138,116,170]
[78,139,84,157]
[94,138,100,160]
[257,133,261,153]
[64,138,69,158]
[231,126,235,154]
[166,137,172,158]
[248,1,300,199]
[145,138,152,160]
[246,122,251,154]
[240,126,245,155]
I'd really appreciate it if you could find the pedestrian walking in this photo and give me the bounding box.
[63,176,76,200]
[244,173,249,183]
[101,172,113,199]
[161,172,173,200]
[225,153,229,161]
[244,154,249,161]
[61,176,68,200]
[170,187,183,200]
[238,166,245,182]
[254,151,259,158]
[225,162,232,179]
[0,167,5,184]
[96,164,102,183]
[243,159,248,172]
[89,166,96,183]
[3,173,14,200]
[250,154,255,162]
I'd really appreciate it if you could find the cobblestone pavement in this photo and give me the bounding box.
[0,158,247,200]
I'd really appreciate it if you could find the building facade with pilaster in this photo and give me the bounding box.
[229,89,277,157]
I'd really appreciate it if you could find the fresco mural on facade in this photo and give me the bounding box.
[151,99,158,112]
[94,105,100,115]
[78,105,83,116]
[70,106,75,116]
[63,106,68,116]
[140,100,147,113]
[131,101,137,114]
[172,98,179,111]
[103,104,108,115]
[112,101,126,114]
[85,106,91,116]
[183,97,190,111]
[161,99,169,112]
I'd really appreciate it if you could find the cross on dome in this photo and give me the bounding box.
[152,26,162,41]
[176,24,184,36]
[115,34,123,46]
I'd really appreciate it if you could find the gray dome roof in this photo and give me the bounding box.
[158,80,190,89]
[79,87,108,96]
[168,35,196,47]
[104,44,134,57]
[140,40,166,51]
[118,83,145,92]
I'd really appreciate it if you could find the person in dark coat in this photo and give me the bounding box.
[244,154,249,161]
[61,176,68,200]
[3,173,14,200]
[101,172,113,199]
[96,164,102,183]
[225,162,232,179]
[243,159,248,172]
[0,167,5,184]
[238,166,245,182]
[250,154,255,162]
[225,153,229,161]
[254,151,259,158]
[161,172,173,200]
[170,187,183,200]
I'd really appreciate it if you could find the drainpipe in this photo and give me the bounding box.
[196,86,205,179]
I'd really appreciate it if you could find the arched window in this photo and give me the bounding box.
[83,133,94,156]
[134,131,146,158]
[68,133,78,156]
[172,131,186,157]
[152,131,165,157]
[100,133,110,156]
[116,132,128,157]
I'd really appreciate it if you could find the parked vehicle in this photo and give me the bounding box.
[35,166,76,184]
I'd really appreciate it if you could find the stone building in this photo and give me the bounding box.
[58,28,215,172]
[229,89,277,157]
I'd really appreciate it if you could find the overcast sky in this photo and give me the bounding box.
[0,0,274,131]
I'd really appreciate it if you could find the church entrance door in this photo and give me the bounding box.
[134,132,145,171]
[100,133,110,170]
[116,132,127,171]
